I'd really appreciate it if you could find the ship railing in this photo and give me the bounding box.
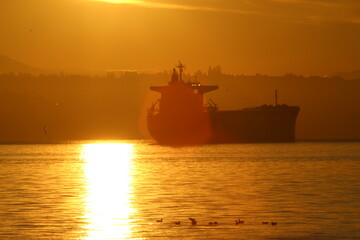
[147,108,160,116]
[205,99,218,112]
[204,105,218,112]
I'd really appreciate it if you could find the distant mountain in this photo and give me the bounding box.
[330,70,360,80]
[0,55,42,74]
[0,55,107,76]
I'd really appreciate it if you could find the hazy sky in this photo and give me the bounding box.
[1,0,359,75]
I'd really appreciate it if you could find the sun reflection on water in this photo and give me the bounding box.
[81,143,135,239]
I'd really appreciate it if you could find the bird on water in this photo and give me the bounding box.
[235,219,244,225]
[189,218,197,225]
[208,221,218,225]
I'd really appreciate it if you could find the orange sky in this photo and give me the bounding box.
[1,0,359,75]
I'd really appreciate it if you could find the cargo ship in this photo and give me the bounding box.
[147,63,300,145]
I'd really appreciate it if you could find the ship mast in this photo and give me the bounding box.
[176,62,185,82]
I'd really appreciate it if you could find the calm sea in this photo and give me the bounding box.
[0,141,359,240]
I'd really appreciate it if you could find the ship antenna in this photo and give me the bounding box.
[177,61,185,82]
[275,89,278,106]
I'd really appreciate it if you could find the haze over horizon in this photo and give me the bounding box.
[1,0,360,75]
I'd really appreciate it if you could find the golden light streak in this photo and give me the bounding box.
[91,0,217,11]
[89,0,360,25]
[81,143,135,240]
[89,0,258,15]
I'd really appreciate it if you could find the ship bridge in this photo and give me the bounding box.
[149,62,219,122]
[151,62,218,94]
[150,83,218,94]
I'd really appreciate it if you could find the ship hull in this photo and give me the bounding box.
[147,106,300,145]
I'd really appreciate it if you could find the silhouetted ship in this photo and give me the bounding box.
[147,63,300,145]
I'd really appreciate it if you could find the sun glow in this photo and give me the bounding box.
[92,0,147,5]
[81,143,135,239]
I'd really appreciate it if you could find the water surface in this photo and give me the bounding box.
[0,141,359,239]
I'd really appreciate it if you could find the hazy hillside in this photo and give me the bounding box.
[330,70,360,80]
[0,71,166,142]
[0,55,42,75]
[0,70,359,142]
